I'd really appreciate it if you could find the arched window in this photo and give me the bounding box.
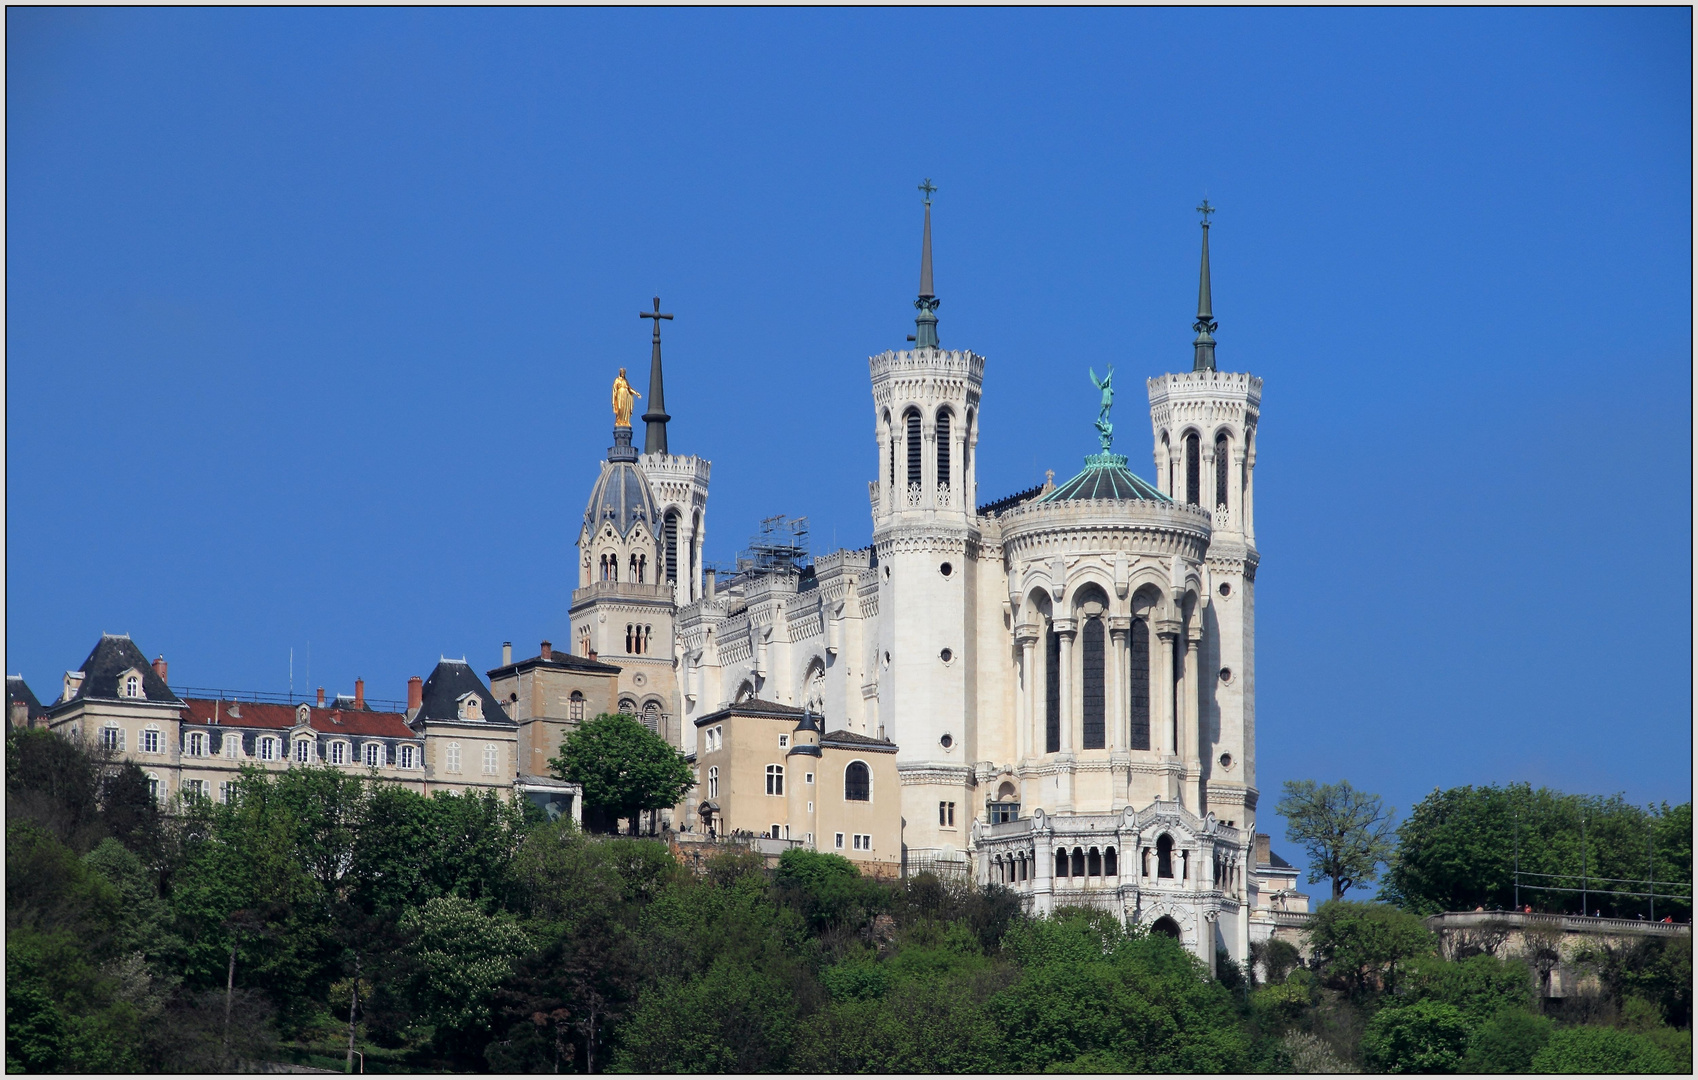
[329,740,346,765]
[1044,621,1061,753]
[1185,432,1200,505]
[619,698,637,715]
[124,674,141,698]
[1151,915,1181,939]
[707,765,719,799]
[1162,432,1173,495]
[1087,847,1102,876]
[1129,618,1151,751]
[1104,846,1118,876]
[664,510,680,584]
[1157,834,1175,878]
[765,764,784,795]
[294,738,313,763]
[884,409,895,486]
[905,408,923,493]
[629,555,639,582]
[1215,433,1230,509]
[399,744,416,769]
[1082,614,1105,749]
[844,761,870,801]
[445,742,462,773]
[481,744,498,774]
[936,409,951,491]
[147,774,161,802]
[1071,847,1086,877]
[1055,849,1069,878]
[187,732,208,757]
[569,691,585,720]
[642,701,661,734]
[625,625,633,653]
[364,741,382,767]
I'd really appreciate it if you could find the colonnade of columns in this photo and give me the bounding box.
[875,408,979,515]
[1013,602,1206,807]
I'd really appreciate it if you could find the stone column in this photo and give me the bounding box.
[1109,617,1131,753]
[1054,619,1076,754]
[1155,619,1180,758]
[922,419,936,510]
[1185,626,1204,808]
[1015,625,1038,764]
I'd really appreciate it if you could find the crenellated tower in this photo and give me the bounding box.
[869,181,985,859]
[1147,202,1262,826]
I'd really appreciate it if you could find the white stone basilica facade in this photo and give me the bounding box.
[570,198,1295,969]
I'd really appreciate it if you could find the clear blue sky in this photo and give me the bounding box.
[8,8,1691,873]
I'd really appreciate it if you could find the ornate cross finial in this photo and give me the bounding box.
[919,178,937,206]
[640,296,674,340]
[1197,199,1216,225]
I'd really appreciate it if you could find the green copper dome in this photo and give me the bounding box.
[1039,452,1169,503]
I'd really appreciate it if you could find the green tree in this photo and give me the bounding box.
[1462,1009,1553,1073]
[399,895,529,1034]
[1529,1025,1683,1073]
[1361,999,1471,1073]
[1401,953,1534,1024]
[550,713,695,835]
[1382,784,1692,920]
[1304,900,1434,996]
[612,956,800,1072]
[1276,779,1395,899]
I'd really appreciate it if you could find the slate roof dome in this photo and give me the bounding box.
[1039,452,1169,503]
[583,427,660,540]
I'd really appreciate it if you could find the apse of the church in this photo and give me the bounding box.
[1081,616,1105,750]
[1129,620,1151,751]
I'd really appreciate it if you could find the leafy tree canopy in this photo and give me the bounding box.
[549,713,695,834]
[1276,778,1395,899]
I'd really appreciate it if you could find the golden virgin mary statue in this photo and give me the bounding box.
[611,367,641,427]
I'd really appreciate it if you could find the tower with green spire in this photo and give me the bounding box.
[912,178,940,350]
[1193,200,1218,372]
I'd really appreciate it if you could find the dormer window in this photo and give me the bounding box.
[124,674,142,699]
[458,693,483,721]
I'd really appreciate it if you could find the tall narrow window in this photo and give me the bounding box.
[905,409,923,491]
[446,743,462,773]
[936,410,951,491]
[483,744,499,775]
[1185,432,1200,505]
[1129,619,1152,751]
[569,691,586,720]
[1082,616,1105,749]
[664,511,679,583]
[707,766,719,799]
[766,764,784,795]
[1044,623,1061,753]
[1157,834,1175,878]
[1215,433,1230,509]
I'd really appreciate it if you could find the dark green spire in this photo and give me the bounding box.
[912,178,940,350]
[640,297,673,454]
[1192,200,1218,372]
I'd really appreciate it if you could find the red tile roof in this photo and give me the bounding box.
[181,699,416,739]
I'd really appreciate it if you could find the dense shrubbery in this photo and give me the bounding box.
[6,728,1693,1072]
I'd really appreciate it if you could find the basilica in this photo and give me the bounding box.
[568,192,1305,971]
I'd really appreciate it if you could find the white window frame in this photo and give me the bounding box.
[765,764,784,796]
[482,743,499,775]
[257,736,279,761]
[707,765,719,799]
[124,674,142,699]
[329,740,347,765]
[805,772,814,785]
[147,774,162,802]
[778,734,789,748]
[139,726,162,754]
[445,742,462,773]
[363,741,382,767]
[399,744,417,769]
[219,780,235,805]
[294,738,314,763]
[187,732,208,757]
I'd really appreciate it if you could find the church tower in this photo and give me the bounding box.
[633,297,711,608]
[1147,204,1261,825]
[869,182,985,862]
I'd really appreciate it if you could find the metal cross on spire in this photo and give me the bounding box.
[1197,199,1216,225]
[919,178,937,206]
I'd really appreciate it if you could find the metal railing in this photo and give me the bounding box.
[169,685,410,712]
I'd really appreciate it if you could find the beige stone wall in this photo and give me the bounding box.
[491,662,620,778]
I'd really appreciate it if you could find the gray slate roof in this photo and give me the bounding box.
[413,659,514,727]
[7,677,45,721]
[58,635,181,706]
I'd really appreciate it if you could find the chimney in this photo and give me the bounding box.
[587,648,598,661]
[152,655,168,682]
[354,678,365,709]
[316,687,325,707]
[502,641,513,666]
[1256,833,1271,867]
[705,568,716,601]
[407,676,423,712]
[540,640,553,661]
